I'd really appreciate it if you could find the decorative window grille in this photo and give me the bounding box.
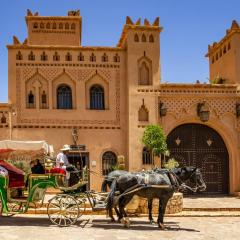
[57,85,72,109]
[102,151,117,176]
[90,85,105,110]
[142,147,153,165]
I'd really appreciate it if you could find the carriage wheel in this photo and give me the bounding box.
[47,195,80,227]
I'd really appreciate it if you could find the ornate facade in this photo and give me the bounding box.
[1,10,240,194]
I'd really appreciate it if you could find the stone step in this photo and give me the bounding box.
[183,207,240,211]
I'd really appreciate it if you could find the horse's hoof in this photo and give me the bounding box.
[117,218,121,223]
[121,218,131,228]
[111,218,116,223]
[158,223,165,230]
[149,219,155,224]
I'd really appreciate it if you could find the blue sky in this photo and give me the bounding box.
[0,0,239,102]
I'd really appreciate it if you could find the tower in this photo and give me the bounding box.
[206,20,240,84]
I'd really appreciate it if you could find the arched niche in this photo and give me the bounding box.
[138,56,152,85]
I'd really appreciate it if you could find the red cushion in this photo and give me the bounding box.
[49,168,66,175]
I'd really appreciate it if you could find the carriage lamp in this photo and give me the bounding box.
[236,103,240,117]
[159,102,167,117]
[197,101,210,122]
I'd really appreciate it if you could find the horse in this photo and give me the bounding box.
[106,166,206,229]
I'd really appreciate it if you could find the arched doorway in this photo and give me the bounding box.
[166,123,229,194]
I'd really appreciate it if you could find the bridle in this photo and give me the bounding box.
[170,168,200,192]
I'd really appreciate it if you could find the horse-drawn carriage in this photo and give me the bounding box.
[0,140,206,228]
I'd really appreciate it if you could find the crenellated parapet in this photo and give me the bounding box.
[117,16,162,48]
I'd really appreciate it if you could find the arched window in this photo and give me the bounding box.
[46,22,50,29]
[40,22,44,29]
[102,151,117,175]
[27,91,35,108]
[65,23,69,29]
[41,51,48,61]
[71,23,75,30]
[142,34,146,42]
[59,23,63,29]
[16,51,23,60]
[1,113,6,124]
[134,34,139,42]
[65,52,72,61]
[90,85,105,110]
[138,102,148,121]
[57,85,72,109]
[102,53,108,62]
[149,34,154,42]
[33,22,38,29]
[41,91,47,109]
[53,52,60,61]
[142,147,153,165]
[113,53,120,62]
[52,22,57,29]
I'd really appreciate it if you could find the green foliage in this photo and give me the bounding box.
[164,158,179,170]
[141,124,168,156]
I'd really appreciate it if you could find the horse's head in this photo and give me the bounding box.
[179,166,206,192]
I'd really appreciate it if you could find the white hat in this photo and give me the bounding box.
[60,144,70,151]
[59,159,65,163]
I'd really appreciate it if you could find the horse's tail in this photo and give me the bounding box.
[106,178,117,212]
[101,177,108,192]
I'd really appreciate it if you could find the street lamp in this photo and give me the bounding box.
[197,101,210,122]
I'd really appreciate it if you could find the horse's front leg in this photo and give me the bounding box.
[148,198,154,224]
[157,197,169,230]
[108,207,115,222]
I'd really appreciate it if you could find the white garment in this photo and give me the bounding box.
[56,152,69,168]
[0,166,8,176]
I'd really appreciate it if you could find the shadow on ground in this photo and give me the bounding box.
[0,216,200,232]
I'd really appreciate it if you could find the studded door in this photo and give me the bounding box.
[166,124,229,194]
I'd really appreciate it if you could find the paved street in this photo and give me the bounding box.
[0,215,240,240]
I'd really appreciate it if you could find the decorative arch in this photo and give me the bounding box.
[25,72,49,109]
[52,71,76,109]
[142,34,146,42]
[138,56,152,85]
[166,123,229,194]
[85,73,109,109]
[149,34,154,42]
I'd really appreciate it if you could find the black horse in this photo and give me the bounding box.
[106,167,206,229]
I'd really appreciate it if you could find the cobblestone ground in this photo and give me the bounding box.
[0,215,240,240]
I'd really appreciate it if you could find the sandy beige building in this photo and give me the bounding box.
[0,10,240,194]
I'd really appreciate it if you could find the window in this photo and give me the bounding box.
[90,53,96,62]
[1,113,6,124]
[149,34,154,42]
[65,52,72,61]
[41,91,47,109]
[27,91,35,108]
[33,22,38,29]
[40,22,44,29]
[102,53,108,62]
[46,23,50,29]
[78,52,84,61]
[52,22,57,29]
[142,34,146,42]
[57,85,72,109]
[53,52,60,61]
[139,61,150,85]
[59,23,63,29]
[134,34,139,42]
[28,51,35,61]
[212,57,215,64]
[16,51,23,60]
[65,23,69,29]
[113,53,120,62]
[228,42,231,50]
[138,103,148,121]
[41,51,48,61]
[102,151,117,175]
[142,147,153,165]
[223,46,226,54]
[90,85,105,110]
[71,23,75,30]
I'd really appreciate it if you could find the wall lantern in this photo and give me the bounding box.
[236,103,240,117]
[197,101,210,122]
[159,102,167,117]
